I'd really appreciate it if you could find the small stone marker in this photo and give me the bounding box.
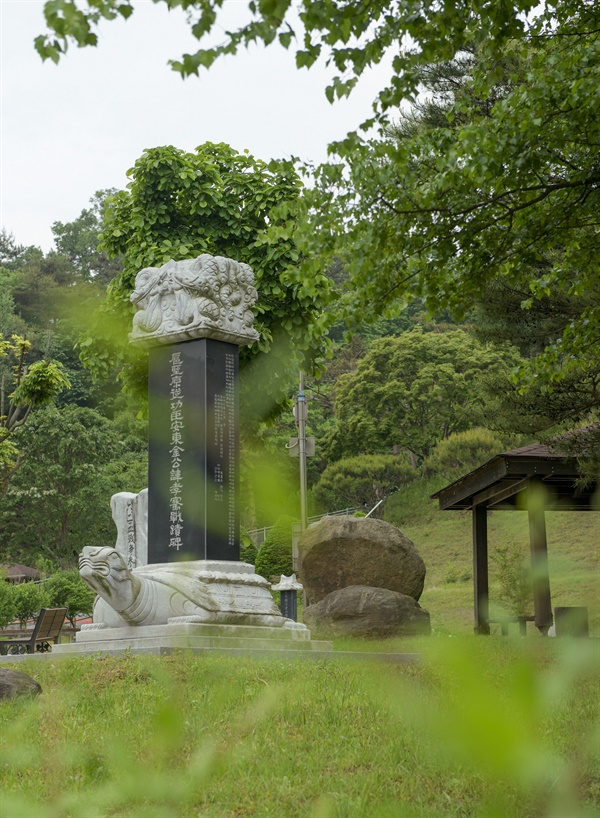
[129,254,259,564]
[111,489,148,568]
[272,573,303,621]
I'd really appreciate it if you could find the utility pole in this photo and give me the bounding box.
[296,371,309,532]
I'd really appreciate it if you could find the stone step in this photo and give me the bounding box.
[53,633,333,655]
[51,646,419,662]
[73,621,311,643]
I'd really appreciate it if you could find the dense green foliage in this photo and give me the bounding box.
[328,330,516,463]
[81,143,332,418]
[12,581,49,629]
[254,515,295,580]
[314,454,416,513]
[45,570,96,627]
[0,581,16,630]
[34,1,600,453]
[0,572,95,631]
[0,211,151,567]
[0,405,146,568]
[52,189,124,285]
[0,335,70,495]
[35,2,558,110]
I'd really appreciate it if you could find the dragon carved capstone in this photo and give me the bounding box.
[129,254,260,348]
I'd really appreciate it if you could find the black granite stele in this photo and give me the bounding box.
[147,338,239,563]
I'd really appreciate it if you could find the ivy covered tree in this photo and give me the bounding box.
[80,143,332,421]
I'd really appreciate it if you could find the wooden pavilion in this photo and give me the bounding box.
[431,443,598,635]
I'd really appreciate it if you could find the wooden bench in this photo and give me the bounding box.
[0,608,68,655]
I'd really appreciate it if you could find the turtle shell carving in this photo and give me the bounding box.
[79,546,286,629]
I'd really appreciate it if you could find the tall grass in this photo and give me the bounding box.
[1,639,598,817]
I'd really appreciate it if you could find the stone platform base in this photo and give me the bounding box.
[51,621,333,656]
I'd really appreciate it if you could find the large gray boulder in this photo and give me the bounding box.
[303,585,431,638]
[0,669,42,700]
[297,517,425,604]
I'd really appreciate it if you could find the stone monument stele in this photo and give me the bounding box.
[53,254,333,655]
[130,253,260,564]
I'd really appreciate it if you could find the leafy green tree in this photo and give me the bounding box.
[35,1,550,110]
[314,454,416,514]
[0,335,71,496]
[46,570,96,627]
[329,329,517,463]
[471,279,600,477]
[34,3,599,376]
[34,1,600,452]
[0,288,28,339]
[12,581,50,629]
[80,143,331,421]
[52,189,124,285]
[0,581,16,629]
[0,404,145,567]
[300,36,600,454]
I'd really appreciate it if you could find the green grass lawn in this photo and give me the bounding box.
[1,481,597,817]
[1,639,598,818]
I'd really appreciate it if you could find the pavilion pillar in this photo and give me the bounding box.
[472,503,490,634]
[527,481,553,635]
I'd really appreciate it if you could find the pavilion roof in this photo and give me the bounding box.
[431,442,597,511]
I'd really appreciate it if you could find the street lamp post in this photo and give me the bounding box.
[296,371,309,532]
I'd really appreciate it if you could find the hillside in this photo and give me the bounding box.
[384,478,600,636]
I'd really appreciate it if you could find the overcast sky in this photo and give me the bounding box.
[1,0,392,252]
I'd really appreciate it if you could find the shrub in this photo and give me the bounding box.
[445,566,472,584]
[314,454,417,514]
[0,581,16,629]
[46,570,96,627]
[240,540,258,566]
[239,526,258,565]
[12,581,50,628]
[255,516,296,580]
[492,543,533,618]
[423,428,523,485]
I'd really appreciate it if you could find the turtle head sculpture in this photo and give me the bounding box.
[79,546,141,614]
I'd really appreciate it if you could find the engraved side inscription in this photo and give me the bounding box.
[169,351,184,550]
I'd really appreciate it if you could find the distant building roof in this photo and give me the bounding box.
[0,564,42,583]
